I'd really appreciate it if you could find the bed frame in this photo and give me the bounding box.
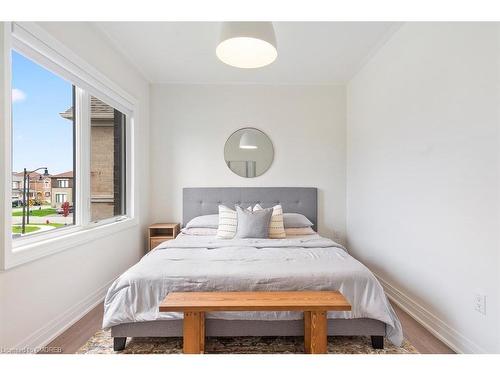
[111,187,387,351]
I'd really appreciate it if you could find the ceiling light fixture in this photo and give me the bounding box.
[216,22,278,69]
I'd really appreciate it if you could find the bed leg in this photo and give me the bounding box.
[113,337,127,351]
[371,335,384,349]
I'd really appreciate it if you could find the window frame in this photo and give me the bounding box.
[58,180,68,188]
[1,22,139,270]
[55,193,67,203]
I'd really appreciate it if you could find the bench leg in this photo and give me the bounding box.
[304,311,327,354]
[183,311,205,354]
[199,312,205,353]
[113,337,127,351]
[371,335,384,349]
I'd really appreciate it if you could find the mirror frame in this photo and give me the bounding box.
[223,127,274,178]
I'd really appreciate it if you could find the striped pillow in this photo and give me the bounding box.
[216,205,252,239]
[253,204,286,239]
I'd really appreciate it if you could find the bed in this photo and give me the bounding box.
[104,187,403,351]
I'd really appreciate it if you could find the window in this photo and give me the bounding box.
[11,50,75,238]
[57,179,69,188]
[3,23,136,269]
[55,193,67,203]
[10,48,129,241]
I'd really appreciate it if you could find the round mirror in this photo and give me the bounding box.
[224,128,274,178]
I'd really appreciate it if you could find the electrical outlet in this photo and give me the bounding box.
[474,294,486,315]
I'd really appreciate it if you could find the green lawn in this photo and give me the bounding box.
[12,208,56,217]
[12,223,66,234]
[12,225,40,234]
[40,223,65,228]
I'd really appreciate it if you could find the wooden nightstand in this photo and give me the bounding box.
[148,223,180,251]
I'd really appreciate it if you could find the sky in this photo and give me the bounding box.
[12,50,73,175]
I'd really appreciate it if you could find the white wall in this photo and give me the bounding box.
[347,23,500,353]
[150,84,346,242]
[0,22,150,349]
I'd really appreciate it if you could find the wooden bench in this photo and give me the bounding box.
[159,291,351,354]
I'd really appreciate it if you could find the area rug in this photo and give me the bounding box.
[77,330,419,354]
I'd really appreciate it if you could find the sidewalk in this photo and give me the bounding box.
[11,215,74,225]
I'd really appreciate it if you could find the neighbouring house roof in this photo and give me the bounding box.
[59,96,114,121]
[13,171,50,179]
[50,171,74,179]
[14,170,73,180]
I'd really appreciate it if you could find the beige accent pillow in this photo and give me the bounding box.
[216,205,252,239]
[253,204,286,239]
[284,227,316,236]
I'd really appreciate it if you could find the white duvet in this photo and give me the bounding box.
[103,234,403,345]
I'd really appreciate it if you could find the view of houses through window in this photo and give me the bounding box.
[11,50,126,239]
[11,50,75,238]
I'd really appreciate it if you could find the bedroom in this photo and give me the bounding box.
[0,0,499,372]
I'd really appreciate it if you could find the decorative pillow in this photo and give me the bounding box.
[253,204,286,239]
[234,206,273,239]
[185,214,219,229]
[216,205,253,239]
[283,213,314,228]
[181,227,218,236]
[284,227,316,236]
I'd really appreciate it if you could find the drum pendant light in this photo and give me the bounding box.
[216,22,278,69]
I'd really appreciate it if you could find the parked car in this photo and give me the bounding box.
[56,205,74,214]
[12,199,23,208]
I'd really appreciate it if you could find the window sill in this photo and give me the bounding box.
[3,217,138,270]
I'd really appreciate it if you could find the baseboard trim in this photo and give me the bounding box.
[376,274,486,354]
[13,278,115,352]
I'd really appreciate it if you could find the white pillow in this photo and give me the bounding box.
[254,204,286,239]
[216,205,252,239]
[181,227,217,236]
[283,213,314,228]
[185,214,219,229]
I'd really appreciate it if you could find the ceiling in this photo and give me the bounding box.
[94,22,401,84]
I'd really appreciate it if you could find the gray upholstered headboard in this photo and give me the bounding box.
[183,187,317,230]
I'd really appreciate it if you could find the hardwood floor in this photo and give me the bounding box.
[42,299,454,354]
[43,302,104,354]
[392,303,455,354]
